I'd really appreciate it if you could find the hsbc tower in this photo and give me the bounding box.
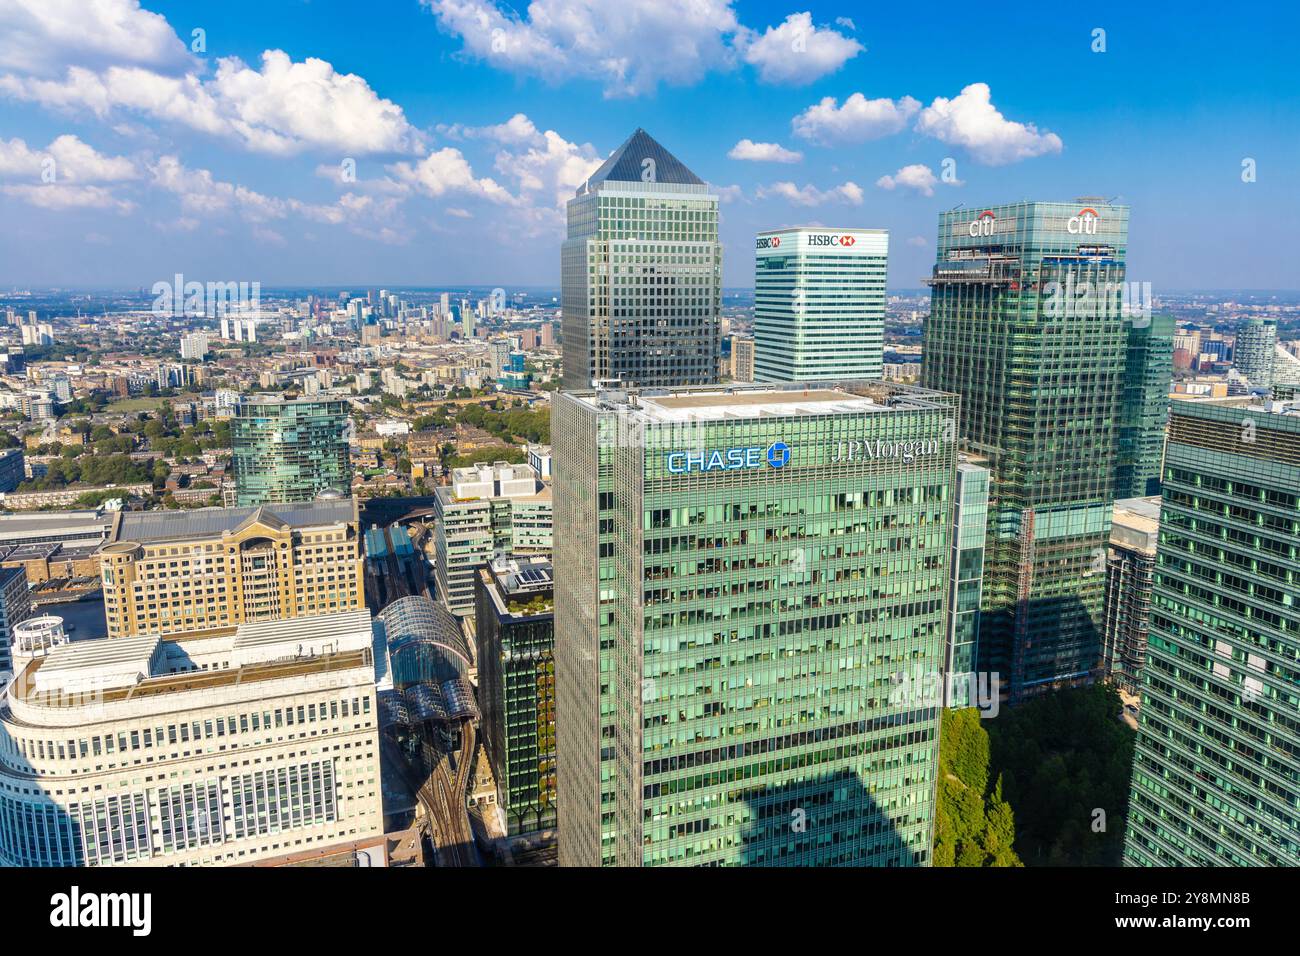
[753,227,888,382]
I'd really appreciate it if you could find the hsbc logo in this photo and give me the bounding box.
[756,236,782,249]
[808,234,856,247]
[967,211,996,237]
[1067,207,1101,235]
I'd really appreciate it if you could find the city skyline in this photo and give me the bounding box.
[1,2,1298,292]
[0,0,1298,901]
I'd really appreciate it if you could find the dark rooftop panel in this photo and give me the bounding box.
[580,129,705,193]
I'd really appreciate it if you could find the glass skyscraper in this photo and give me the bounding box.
[561,129,722,389]
[231,396,352,506]
[922,200,1130,700]
[1115,313,1175,498]
[944,457,989,705]
[753,228,887,381]
[553,381,958,866]
[474,555,557,836]
[1124,397,1300,866]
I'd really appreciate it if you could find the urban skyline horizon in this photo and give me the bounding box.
[2,2,1296,291]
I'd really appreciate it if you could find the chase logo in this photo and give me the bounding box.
[665,442,793,475]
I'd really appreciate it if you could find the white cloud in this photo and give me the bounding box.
[496,130,601,206]
[736,12,862,85]
[424,0,739,97]
[835,17,856,31]
[149,155,393,236]
[207,51,423,155]
[388,147,517,205]
[915,83,1062,165]
[150,155,280,219]
[0,134,137,183]
[0,52,423,156]
[728,139,802,163]
[907,235,927,247]
[0,0,192,77]
[439,113,543,146]
[0,183,133,213]
[876,163,939,196]
[714,184,745,203]
[792,93,920,145]
[757,180,863,207]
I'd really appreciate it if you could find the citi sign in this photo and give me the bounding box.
[808,234,856,247]
[666,442,791,475]
[1067,207,1101,235]
[967,211,996,237]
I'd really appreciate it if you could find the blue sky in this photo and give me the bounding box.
[0,0,1296,291]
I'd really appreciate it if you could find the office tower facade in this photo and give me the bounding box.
[922,201,1130,700]
[561,129,722,390]
[474,555,557,835]
[1124,397,1300,866]
[433,463,552,616]
[0,565,31,676]
[730,334,755,383]
[231,396,352,506]
[554,381,958,867]
[943,457,989,705]
[1101,496,1160,694]
[753,228,887,382]
[0,610,382,866]
[1115,314,1175,498]
[1233,318,1278,391]
[0,448,23,494]
[99,499,364,639]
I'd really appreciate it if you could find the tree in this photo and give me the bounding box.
[986,683,1135,866]
[934,708,1023,868]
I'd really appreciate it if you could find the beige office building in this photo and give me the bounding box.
[730,334,755,383]
[0,610,382,866]
[434,462,552,616]
[99,499,364,639]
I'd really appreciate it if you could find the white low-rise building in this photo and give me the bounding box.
[0,609,383,866]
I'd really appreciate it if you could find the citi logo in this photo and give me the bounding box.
[50,886,152,937]
[1067,207,1100,235]
[808,234,855,246]
[756,236,781,249]
[967,211,996,237]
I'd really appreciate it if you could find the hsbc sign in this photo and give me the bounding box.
[808,234,856,247]
[757,232,870,251]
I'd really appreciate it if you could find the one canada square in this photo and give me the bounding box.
[561,129,722,389]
